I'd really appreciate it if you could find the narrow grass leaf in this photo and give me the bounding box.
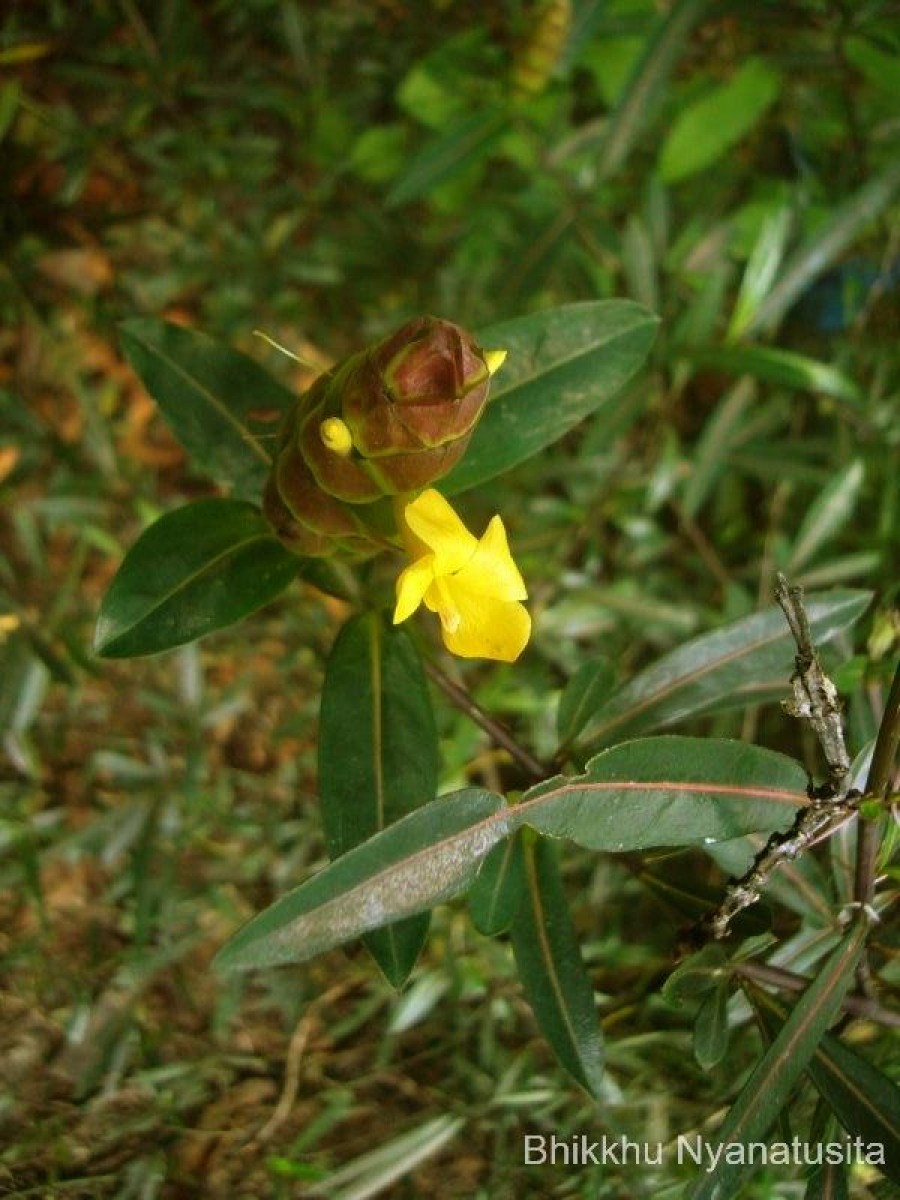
[577,590,870,753]
[597,0,709,182]
[443,301,659,494]
[319,614,437,985]
[385,110,506,208]
[680,378,756,519]
[511,836,604,1096]
[214,789,509,972]
[687,919,868,1200]
[519,737,807,852]
[94,500,299,658]
[686,345,863,407]
[308,1115,464,1200]
[728,206,793,341]
[787,461,865,574]
[747,159,900,335]
[119,319,293,499]
[751,988,900,1184]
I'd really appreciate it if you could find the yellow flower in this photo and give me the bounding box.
[393,489,531,662]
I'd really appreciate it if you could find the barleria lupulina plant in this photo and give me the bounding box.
[97,302,898,1196]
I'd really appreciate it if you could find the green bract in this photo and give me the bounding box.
[262,316,496,557]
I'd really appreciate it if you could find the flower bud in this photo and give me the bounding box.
[263,317,503,557]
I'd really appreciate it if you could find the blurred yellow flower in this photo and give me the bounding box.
[393,489,530,662]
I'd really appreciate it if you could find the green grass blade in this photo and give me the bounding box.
[597,0,709,183]
[746,159,900,336]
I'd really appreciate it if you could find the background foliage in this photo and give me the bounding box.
[1,0,898,1196]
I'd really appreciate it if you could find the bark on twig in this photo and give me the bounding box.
[707,575,858,939]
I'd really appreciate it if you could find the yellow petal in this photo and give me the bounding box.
[393,555,436,624]
[484,348,507,376]
[319,416,353,457]
[401,489,477,574]
[440,586,531,662]
[459,515,527,601]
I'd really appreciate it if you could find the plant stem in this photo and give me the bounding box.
[424,658,546,782]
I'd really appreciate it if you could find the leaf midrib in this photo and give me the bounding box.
[129,329,272,467]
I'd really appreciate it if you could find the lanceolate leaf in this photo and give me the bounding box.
[687,920,869,1200]
[119,319,293,499]
[216,735,808,973]
[468,832,526,936]
[319,614,438,985]
[594,0,709,182]
[577,590,871,754]
[658,58,780,183]
[442,301,659,494]
[686,345,863,408]
[521,737,807,852]
[385,109,507,208]
[510,836,604,1097]
[556,657,616,747]
[214,789,510,972]
[94,500,300,658]
[746,158,900,335]
[788,461,865,575]
[751,988,900,1185]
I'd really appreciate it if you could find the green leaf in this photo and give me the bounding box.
[659,59,780,183]
[746,159,900,336]
[804,1156,849,1200]
[685,345,863,408]
[680,379,756,520]
[787,462,865,575]
[215,738,807,974]
[752,988,900,1185]
[510,836,604,1096]
[443,301,659,494]
[577,590,871,753]
[694,983,730,1070]
[307,1115,465,1199]
[119,319,294,499]
[214,788,509,972]
[520,737,807,852]
[468,832,526,936]
[687,920,868,1200]
[319,614,438,985]
[556,657,616,747]
[662,944,729,1006]
[94,500,299,658]
[594,0,709,182]
[385,110,507,208]
[728,207,793,342]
